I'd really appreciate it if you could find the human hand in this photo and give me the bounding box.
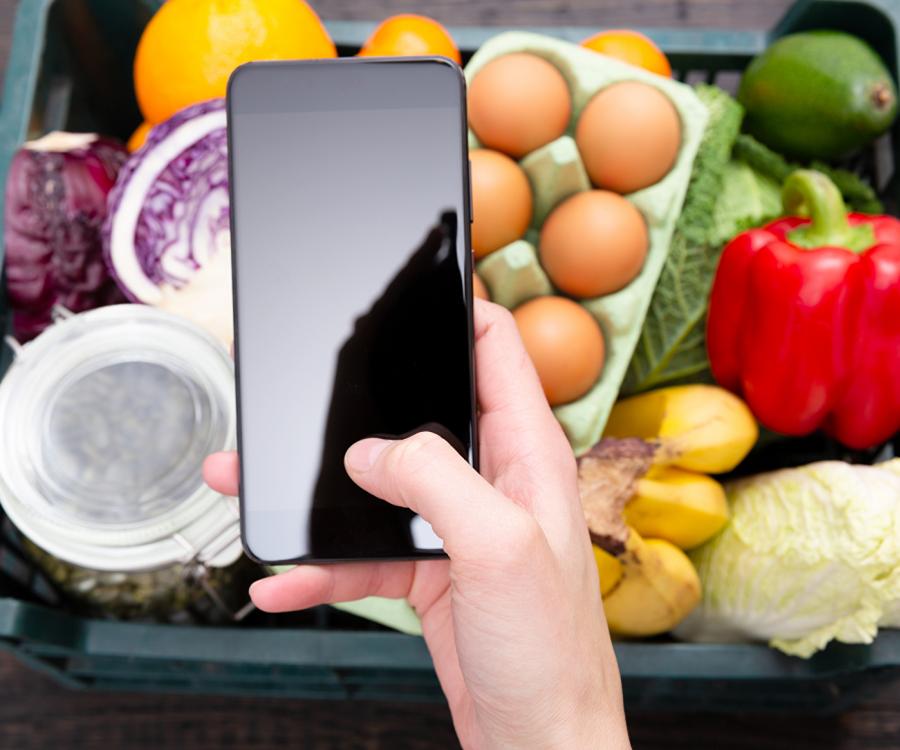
[204,299,629,749]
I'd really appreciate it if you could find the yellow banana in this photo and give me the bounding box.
[604,384,758,474]
[578,401,739,636]
[624,466,729,549]
[593,545,623,596]
[602,531,701,637]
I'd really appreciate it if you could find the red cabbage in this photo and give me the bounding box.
[104,99,229,303]
[3,132,128,341]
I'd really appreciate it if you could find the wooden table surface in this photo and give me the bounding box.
[1,0,899,747]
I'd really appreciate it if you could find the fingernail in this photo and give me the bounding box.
[345,438,390,472]
[249,578,276,610]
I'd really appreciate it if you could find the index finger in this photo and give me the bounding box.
[474,299,552,423]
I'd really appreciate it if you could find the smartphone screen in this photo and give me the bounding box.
[227,58,476,564]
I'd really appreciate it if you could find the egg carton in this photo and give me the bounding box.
[466,32,708,455]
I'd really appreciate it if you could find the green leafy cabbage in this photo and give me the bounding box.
[731,134,883,214]
[676,459,900,657]
[624,85,743,394]
[710,159,781,247]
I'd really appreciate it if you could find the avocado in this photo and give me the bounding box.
[738,30,897,160]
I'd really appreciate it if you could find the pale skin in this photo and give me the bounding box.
[204,299,630,749]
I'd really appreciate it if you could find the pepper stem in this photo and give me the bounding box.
[782,169,874,252]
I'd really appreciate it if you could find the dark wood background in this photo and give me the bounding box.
[0,0,899,747]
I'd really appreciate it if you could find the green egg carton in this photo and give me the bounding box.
[468,32,708,455]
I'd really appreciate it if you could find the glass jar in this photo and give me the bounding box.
[0,304,256,621]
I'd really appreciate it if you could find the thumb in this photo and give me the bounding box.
[345,431,530,560]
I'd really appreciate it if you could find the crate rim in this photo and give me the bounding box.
[1,597,899,681]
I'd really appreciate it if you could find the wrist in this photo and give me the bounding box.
[479,722,630,750]
[557,701,630,750]
[476,699,630,750]
[568,715,631,750]
[556,678,631,750]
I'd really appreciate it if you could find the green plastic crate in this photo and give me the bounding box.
[0,0,899,713]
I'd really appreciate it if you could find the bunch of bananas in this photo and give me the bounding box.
[579,385,758,637]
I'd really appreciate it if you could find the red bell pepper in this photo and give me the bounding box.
[707,170,900,450]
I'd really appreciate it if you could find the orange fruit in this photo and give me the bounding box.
[135,0,336,124]
[581,29,671,77]
[358,14,461,64]
[127,121,153,152]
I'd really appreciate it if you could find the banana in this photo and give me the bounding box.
[624,466,729,549]
[604,384,758,474]
[602,531,701,638]
[593,545,623,596]
[578,388,755,637]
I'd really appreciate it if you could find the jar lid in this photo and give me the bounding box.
[0,305,240,572]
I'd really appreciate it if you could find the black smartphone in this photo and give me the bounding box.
[226,57,477,565]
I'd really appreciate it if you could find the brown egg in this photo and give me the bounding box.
[472,272,490,300]
[540,190,648,298]
[576,81,681,193]
[470,149,533,259]
[468,53,571,158]
[513,296,605,406]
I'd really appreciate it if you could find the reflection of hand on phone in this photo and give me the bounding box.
[203,299,630,749]
[301,210,468,557]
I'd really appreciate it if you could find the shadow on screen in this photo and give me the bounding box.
[307,210,468,559]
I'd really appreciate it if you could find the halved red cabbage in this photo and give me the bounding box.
[104,99,229,304]
[3,132,128,341]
